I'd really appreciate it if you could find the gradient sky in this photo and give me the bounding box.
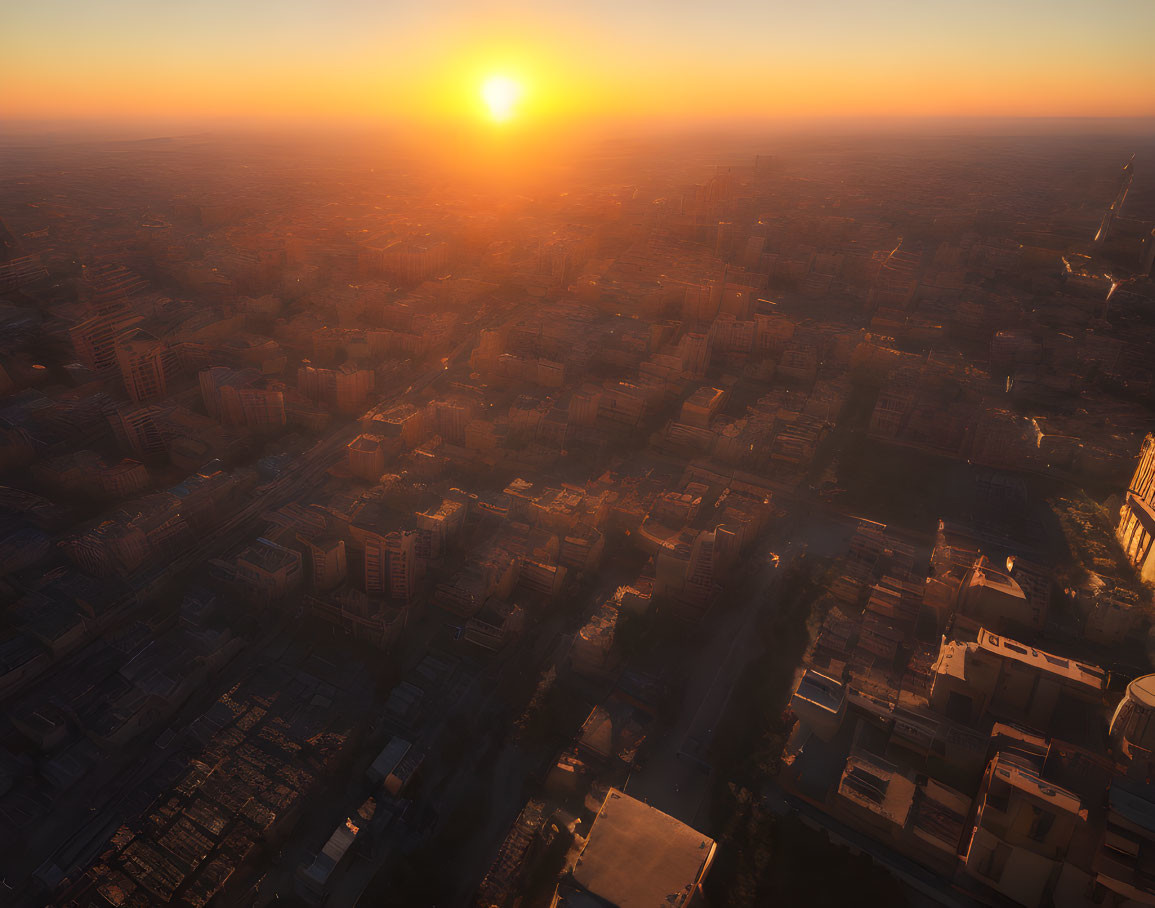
[3,0,1154,124]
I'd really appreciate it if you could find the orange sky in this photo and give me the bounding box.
[3,1,1154,125]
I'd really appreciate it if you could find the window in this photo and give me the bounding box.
[945,690,973,724]
[986,784,1010,814]
[1029,808,1056,843]
[980,842,1012,882]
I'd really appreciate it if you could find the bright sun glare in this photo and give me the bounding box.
[481,75,522,122]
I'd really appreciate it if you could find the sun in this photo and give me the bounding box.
[480,75,522,122]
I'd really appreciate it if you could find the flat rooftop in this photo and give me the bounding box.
[976,628,1105,691]
[837,750,916,828]
[572,788,715,908]
[989,755,1082,814]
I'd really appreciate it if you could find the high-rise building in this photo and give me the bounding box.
[70,307,143,376]
[678,331,712,378]
[108,405,168,456]
[347,434,387,481]
[1117,433,1155,582]
[385,531,417,602]
[224,385,286,428]
[568,385,601,427]
[364,533,388,596]
[199,366,285,428]
[199,366,249,419]
[301,535,347,592]
[685,529,716,604]
[364,530,417,601]
[298,363,374,414]
[81,262,150,303]
[115,336,175,403]
[334,366,374,414]
[362,402,425,446]
[415,499,465,561]
[360,240,449,283]
[429,399,469,445]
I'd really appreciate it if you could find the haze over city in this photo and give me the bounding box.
[2,2,1155,908]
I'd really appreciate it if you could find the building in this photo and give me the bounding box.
[954,556,1042,634]
[1094,777,1155,905]
[428,399,470,445]
[306,588,406,649]
[1110,674,1155,765]
[678,332,711,377]
[572,603,619,679]
[362,402,425,446]
[366,736,422,794]
[298,363,374,414]
[296,798,376,904]
[1075,572,1143,646]
[560,524,605,573]
[61,495,190,577]
[655,528,718,608]
[679,386,725,428]
[224,383,286,429]
[230,538,303,604]
[568,384,601,427]
[833,749,917,842]
[364,533,388,596]
[464,601,525,651]
[70,307,143,376]
[789,669,847,741]
[347,434,388,481]
[301,535,347,591]
[385,531,417,602]
[520,557,567,598]
[364,531,417,601]
[200,366,286,428]
[108,404,169,456]
[554,788,715,908]
[32,450,149,500]
[415,498,465,561]
[199,366,248,419]
[115,336,175,403]
[929,628,1105,729]
[963,754,1085,907]
[1117,434,1155,582]
[598,381,647,427]
[361,239,449,283]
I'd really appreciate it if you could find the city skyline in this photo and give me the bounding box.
[5,3,1155,907]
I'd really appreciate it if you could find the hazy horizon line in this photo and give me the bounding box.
[3,113,1155,146]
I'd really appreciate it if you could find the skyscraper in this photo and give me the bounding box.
[115,336,175,403]
[1117,434,1155,582]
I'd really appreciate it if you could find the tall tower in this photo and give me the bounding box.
[116,336,174,403]
[71,307,142,376]
[385,531,417,602]
[364,534,387,596]
[1117,434,1155,582]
